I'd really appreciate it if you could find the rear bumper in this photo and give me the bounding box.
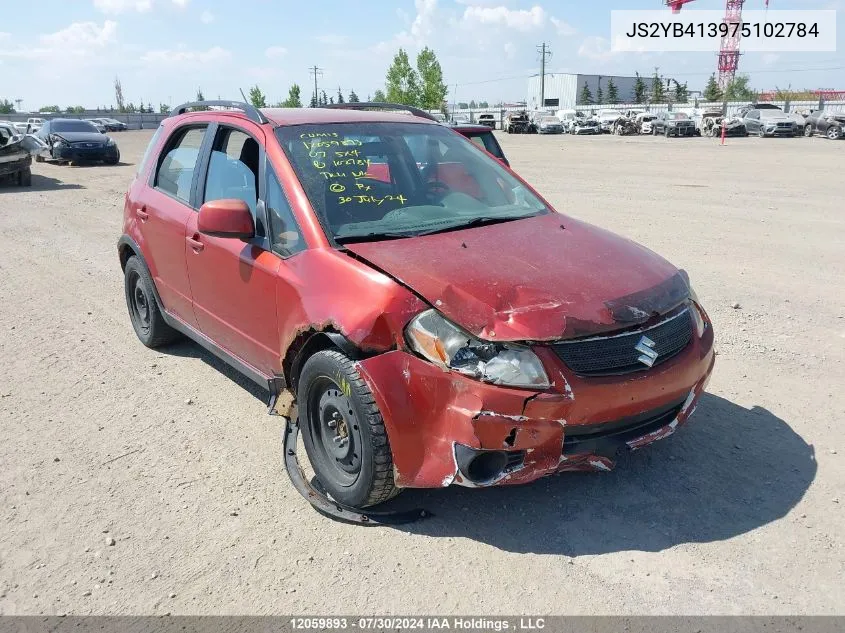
[356,311,715,489]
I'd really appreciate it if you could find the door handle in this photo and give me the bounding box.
[186,235,205,252]
[136,206,149,221]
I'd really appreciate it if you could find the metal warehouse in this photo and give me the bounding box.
[527,73,640,110]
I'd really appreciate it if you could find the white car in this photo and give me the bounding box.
[636,112,657,134]
[596,109,624,133]
[25,117,45,133]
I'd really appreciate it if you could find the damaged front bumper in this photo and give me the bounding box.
[355,317,715,490]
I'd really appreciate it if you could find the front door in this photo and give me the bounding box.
[184,123,282,376]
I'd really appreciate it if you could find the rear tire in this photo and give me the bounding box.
[18,168,32,187]
[124,256,180,348]
[299,350,399,508]
[826,127,841,140]
[804,124,814,138]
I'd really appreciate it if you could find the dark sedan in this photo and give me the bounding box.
[803,110,845,140]
[36,119,120,164]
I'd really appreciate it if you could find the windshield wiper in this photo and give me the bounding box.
[335,232,414,244]
[415,215,531,237]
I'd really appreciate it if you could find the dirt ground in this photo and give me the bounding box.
[0,129,842,616]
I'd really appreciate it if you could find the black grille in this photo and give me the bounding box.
[551,308,693,376]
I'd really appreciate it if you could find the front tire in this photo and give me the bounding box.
[299,350,399,508]
[18,168,32,187]
[804,124,814,138]
[826,127,841,140]
[124,256,180,348]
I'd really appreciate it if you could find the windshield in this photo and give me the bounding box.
[667,113,689,120]
[276,122,547,243]
[52,120,100,133]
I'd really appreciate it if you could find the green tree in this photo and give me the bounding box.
[373,89,387,102]
[126,102,137,113]
[248,85,267,108]
[309,94,318,108]
[385,48,420,105]
[40,105,61,113]
[606,78,619,104]
[724,74,755,101]
[479,101,489,108]
[578,83,593,105]
[650,71,665,103]
[596,86,604,105]
[319,90,328,106]
[159,103,170,114]
[192,88,209,111]
[458,102,469,109]
[634,72,646,104]
[469,100,477,109]
[703,73,722,101]
[280,84,302,108]
[348,89,359,103]
[336,87,345,104]
[673,80,689,103]
[0,99,15,114]
[114,76,125,113]
[416,46,447,109]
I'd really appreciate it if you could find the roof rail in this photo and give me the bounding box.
[321,102,440,123]
[169,100,268,124]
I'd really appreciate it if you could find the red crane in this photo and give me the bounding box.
[666,1,770,90]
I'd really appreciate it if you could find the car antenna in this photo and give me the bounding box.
[238,88,249,104]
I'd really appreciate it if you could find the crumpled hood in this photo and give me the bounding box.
[345,213,689,341]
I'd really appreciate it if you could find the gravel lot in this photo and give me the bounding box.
[0,129,842,615]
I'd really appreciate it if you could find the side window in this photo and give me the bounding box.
[138,124,165,176]
[203,128,259,215]
[265,169,305,257]
[155,126,207,203]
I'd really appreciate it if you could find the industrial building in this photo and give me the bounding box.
[527,73,641,110]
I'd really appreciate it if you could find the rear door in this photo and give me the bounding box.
[134,124,210,328]
[184,122,283,375]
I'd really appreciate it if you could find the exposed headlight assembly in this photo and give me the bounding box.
[405,309,550,389]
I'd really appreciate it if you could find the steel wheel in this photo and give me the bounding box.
[127,269,151,337]
[305,377,364,488]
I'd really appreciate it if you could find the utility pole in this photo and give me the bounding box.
[536,42,552,109]
[309,65,323,106]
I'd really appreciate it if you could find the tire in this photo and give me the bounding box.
[298,349,398,508]
[35,154,45,163]
[664,127,671,138]
[106,150,120,165]
[652,126,658,136]
[123,256,180,348]
[18,168,32,187]
[804,124,814,138]
[826,127,841,140]
[758,128,765,138]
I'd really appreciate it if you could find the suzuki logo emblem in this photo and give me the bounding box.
[635,335,659,368]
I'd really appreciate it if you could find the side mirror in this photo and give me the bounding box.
[198,199,255,240]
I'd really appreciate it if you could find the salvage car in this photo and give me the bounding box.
[477,114,496,129]
[36,118,120,164]
[635,113,657,134]
[119,101,714,511]
[596,109,624,133]
[699,110,747,137]
[537,116,563,134]
[0,123,32,187]
[742,109,798,137]
[652,112,697,137]
[803,110,845,139]
[570,116,600,135]
[504,111,534,133]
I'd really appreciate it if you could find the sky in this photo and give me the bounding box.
[1,0,844,111]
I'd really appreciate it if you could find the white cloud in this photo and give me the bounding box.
[0,32,10,41]
[141,45,230,65]
[171,0,189,6]
[41,20,118,50]
[551,17,576,37]
[577,36,617,63]
[265,46,288,59]
[462,5,546,32]
[93,0,152,13]
[200,10,214,24]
